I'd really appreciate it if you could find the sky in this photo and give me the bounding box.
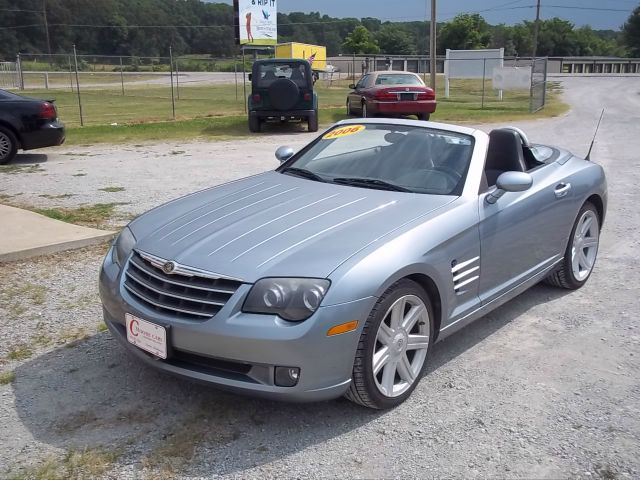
[215,0,637,31]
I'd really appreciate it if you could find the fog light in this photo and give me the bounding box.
[274,366,300,387]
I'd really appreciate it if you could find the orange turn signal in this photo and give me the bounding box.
[327,320,359,337]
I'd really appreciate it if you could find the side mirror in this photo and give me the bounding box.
[248,73,252,81]
[275,145,295,163]
[486,171,533,204]
[348,83,356,89]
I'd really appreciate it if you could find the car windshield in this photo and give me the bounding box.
[281,124,474,195]
[375,74,424,86]
[257,63,307,87]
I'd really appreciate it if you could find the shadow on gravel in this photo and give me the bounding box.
[426,282,571,376]
[253,121,317,135]
[12,282,569,475]
[11,153,48,165]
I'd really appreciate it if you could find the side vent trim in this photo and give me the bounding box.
[451,256,480,294]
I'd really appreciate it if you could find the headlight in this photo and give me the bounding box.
[243,278,330,322]
[111,226,137,267]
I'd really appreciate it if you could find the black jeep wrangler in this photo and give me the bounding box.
[248,59,318,133]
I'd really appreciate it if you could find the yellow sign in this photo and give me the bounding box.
[323,125,365,140]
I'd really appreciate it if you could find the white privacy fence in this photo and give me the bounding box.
[444,48,505,99]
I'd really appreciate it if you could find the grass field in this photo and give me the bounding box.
[21,72,162,90]
[19,78,567,145]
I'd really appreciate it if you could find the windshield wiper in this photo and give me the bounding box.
[281,167,326,182]
[332,177,412,192]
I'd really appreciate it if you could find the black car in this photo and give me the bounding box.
[248,59,318,133]
[0,89,65,164]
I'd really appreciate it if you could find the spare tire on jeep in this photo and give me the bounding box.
[248,59,317,133]
[269,79,300,111]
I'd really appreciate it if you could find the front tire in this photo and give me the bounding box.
[545,202,600,289]
[362,101,368,118]
[0,126,18,165]
[346,279,433,409]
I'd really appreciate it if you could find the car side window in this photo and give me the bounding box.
[355,75,368,89]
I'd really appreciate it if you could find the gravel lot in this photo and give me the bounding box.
[0,76,639,479]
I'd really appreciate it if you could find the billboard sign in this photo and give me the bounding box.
[234,0,277,46]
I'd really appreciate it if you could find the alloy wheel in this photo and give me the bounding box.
[571,209,599,281]
[0,132,10,160]
[372,294,430,397]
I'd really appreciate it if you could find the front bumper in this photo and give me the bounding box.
[369,100,437,115]
[99,248,376,402]
[22,121,65,150]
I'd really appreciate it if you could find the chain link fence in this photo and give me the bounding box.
[9,50,547,127]
[530,58,548,113]
[14,52,255,127]
[0,61,19,88]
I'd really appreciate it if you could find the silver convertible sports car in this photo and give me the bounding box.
[99,119,607,409]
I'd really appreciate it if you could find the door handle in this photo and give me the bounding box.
[554,183,571,198]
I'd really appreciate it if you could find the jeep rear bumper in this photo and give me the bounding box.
[250,110,316,119]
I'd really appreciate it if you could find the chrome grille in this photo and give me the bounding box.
[124,251,242,320]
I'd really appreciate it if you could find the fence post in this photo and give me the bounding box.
[175,57,180,100]
[234,59,238,101]
[119,56,125,95]
[242,48,247,114]
[542,57,547,108]
[169,46,176,120]
[73,44,84,126]
[16,53,24,90]
[68,55,74,92]
[481,58,486,109]
[44,72,49,89]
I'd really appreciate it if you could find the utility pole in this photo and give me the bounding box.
[531,0,541,58]
[42,0,52,61]
[429,0,437,90]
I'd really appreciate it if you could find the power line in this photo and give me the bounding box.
[544,5,631,12]
[0,8,42,13]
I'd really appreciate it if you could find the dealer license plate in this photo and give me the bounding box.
[125,313,167,359]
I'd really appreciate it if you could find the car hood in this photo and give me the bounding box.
[130,171,454,282]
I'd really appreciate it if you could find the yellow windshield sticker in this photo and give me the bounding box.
[323,125,365,140]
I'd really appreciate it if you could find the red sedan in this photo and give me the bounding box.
[347,71,436,121]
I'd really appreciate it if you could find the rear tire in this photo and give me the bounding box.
[544,202,600,290]
[345,279,434,409]
[307,110,318,132]
[0,126,18,165]
[362,102,368,118]
[417,113,430,121]
[248,115,261,133]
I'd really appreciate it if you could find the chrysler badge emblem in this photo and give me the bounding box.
[162,261,176,274]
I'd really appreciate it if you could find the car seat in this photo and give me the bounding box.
[484,129,528,187]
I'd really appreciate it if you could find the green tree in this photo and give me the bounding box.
[490,24,517,56]
[623,5,640,56]
[438,14,491,52]
[375,24,417,54]
[342,25,380,54]
[536,18,577,56]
